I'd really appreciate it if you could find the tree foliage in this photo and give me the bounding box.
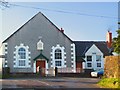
[112,29,120,54]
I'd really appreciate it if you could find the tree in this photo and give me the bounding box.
[112,29,120,54]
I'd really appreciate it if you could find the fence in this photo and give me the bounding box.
[47,67,84,76]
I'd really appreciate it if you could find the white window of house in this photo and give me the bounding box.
[14,43,31,68]
[96,55,101,61]
[97,63,101,67]
[87,56,92,61]
[18,48,26,66]
[86,56,92,67]
[55,49,62,67]
[87,63,92,67]
[51,44,66,68]
[55,61,62,66]
[96,55,101,67]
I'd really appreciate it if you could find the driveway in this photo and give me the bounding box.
[1,77,109,90]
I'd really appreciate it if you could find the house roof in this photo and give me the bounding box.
[76,56,85,62]
[3,12,73,43]
[74,41,110,58]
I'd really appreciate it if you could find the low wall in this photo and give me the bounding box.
[104,56,120,78]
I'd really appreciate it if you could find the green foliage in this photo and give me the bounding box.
[98,78,120,88]
[112,29,120,54]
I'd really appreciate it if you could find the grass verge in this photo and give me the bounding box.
[98,78,120,88]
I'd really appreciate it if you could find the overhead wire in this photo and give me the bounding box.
[0,1,119,19]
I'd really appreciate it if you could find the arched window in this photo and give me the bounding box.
[55,49,62,59]
[14,43,31,68]
[18,48,26,59]
[18,48,26,66]
[55,49,62,67]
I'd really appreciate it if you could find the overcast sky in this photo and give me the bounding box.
[0,1,119,43]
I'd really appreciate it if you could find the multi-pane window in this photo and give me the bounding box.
[55,49,62,67]
[18,48,26,59]
[87,63,92,67]
[97,63,101,67]
[55,49,62,59]
[55,61,62,66]
[19,60,25,66]
[86,56,92,68]
[96,55,101,61]
[87,56,92,61]
[18,48,26,66]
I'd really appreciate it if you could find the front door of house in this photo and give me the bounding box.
[36,60,46,76]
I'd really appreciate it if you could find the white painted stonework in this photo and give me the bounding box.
[85,44,104,70]
[33,61,36,73]
[13,43,31,68]
[71,43,76,73]
[37,40,44,51]
[51,44,66,68]
[2,43,8,67]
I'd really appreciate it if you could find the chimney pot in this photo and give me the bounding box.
[60,28,64,33]
[106,31,112,48]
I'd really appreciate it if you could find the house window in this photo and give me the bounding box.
[18,48,26,66]
[97,63,101,67]
[87,63,92,67]
[87,56,92,61]
[55,49,62,67]
[51,44,66,68]
[55,49,62,59]
[55,61,62,66]
[19,60,25,66]
[18,48,26,59]
[14,44,31,68]
[96,55,101,61]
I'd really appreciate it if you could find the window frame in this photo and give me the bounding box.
[14,45,30,68]
[96,55,101,61]
[55,49,62,59]
[17,47,26,67]
[97,63,101,67]
[54,48,63,68]
[87,56,92,61]
[87,63,92,67]
[55,61,62,66]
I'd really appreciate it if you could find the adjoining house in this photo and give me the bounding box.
[74,31,112,71]
[1,12,112,76]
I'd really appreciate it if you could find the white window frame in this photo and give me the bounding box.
[86,55,92,68]
[51,44,65,68]
[96,55,102,68]
[14,44,31,68]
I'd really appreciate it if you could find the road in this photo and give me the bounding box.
[1,77,110,90]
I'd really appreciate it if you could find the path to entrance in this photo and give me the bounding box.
[1,77,109,90]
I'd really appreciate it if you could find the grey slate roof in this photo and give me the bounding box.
[3,12,73,43]
[74,41,110,60]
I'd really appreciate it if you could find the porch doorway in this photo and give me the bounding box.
[36,60,45,76]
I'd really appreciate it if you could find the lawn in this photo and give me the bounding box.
[98,78,120,88]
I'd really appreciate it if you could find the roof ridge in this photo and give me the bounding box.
[74,41,106,42]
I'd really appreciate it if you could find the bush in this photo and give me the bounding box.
[2,67,10,79]
[104,56,120,78]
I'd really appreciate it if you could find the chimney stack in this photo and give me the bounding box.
[60,28,64,33]
[106,31,112,48]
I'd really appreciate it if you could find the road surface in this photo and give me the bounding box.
[1,77,110,90]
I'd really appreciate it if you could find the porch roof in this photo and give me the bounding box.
[34,53,49,62]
